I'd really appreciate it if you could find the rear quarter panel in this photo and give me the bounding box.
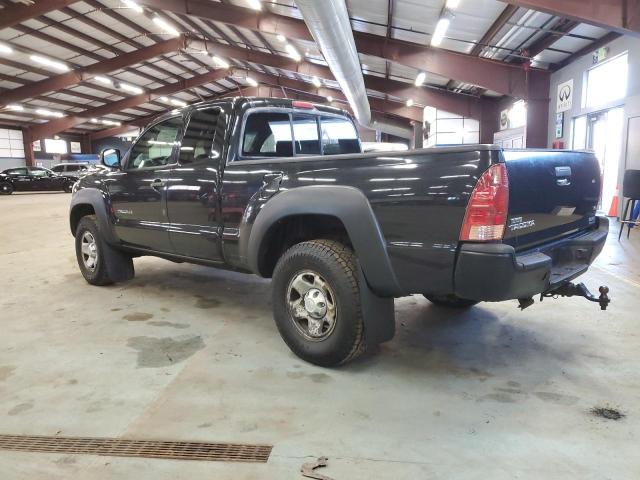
[222,147,498,295]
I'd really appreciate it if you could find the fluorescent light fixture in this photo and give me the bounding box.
[446,0,461,9]
[102,119,122,126]
[170,98,187,107]
[311,76,322,88]
[285,43,302,62]
[119,83,144,94]
[326,96,333,102]
[7,104,23,111]
[122,0,143,13]
[431,18,450,46]
[153,15,180,37]
[246,77,258,87]
[212,55,230,69]
[94,76,113,85]
[91,118,98,123]
[159,96,169,102]
[247,0,261,10]
[415,72,426,87]
[0,43,13,55]
[35,109,64,118]
[406,99,414,107]
[30,55,69,72]
[277,34,286,42]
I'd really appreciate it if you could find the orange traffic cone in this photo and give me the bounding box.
[608,185,619,217]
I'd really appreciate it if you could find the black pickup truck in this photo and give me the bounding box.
[70,97,609,366]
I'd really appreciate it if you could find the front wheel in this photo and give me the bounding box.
[424,294,478,308]
[0,182,14,195]
[271,240,365,367]
[63,182,73,193]
[75,215,133,285]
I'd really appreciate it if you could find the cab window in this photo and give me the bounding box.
[292,115,320,155]
[320,116,360,155]
[242,112,292,157]
[30,168,51,177]
[127,117,183,169]
[180,108,222,165]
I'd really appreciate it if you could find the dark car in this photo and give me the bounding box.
[69,97,610,366]
[0,166,76,194]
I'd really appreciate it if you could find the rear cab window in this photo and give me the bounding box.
[240,109,360,160]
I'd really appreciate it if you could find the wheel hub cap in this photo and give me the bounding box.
[287,271,337,341]
[80,231,98,271]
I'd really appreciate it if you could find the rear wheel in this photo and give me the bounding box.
[75,215,133,285]
[0,182,13,195]
[272,240,365,367]
[424,294,478,308]
[63,181,73,193]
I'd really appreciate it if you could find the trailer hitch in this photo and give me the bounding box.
[541,282,610,310]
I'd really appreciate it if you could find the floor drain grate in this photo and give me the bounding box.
[0,434,272,463]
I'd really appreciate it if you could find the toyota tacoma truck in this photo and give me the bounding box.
[70,97,610,366]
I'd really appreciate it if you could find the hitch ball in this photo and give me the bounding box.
[598,286,610,311]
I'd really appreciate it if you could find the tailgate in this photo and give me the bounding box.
[502,150,601,250]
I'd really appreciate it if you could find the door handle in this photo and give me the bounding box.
[260,173,283,199]
[150,179,165,191]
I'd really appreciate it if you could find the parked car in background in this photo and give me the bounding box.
[0,166,76,194]
[51,162,99,179]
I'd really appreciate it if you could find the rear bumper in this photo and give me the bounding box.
[453,217,608,302]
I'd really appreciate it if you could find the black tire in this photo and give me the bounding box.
[272,240,365,367]
[424,294,478,308]
[75,215,133,286]
[63,181,73,193]
[0,182,13,195]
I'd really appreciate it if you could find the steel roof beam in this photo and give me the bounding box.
[134,0,547,98]
[0,37,187,108]
[27,70,230,141]
[0,0,78,30]
[501,0,640,37]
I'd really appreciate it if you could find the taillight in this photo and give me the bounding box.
[460,163,509,242]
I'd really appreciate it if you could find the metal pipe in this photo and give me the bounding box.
[295,0,413,139]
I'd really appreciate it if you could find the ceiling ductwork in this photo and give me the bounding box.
[295,0,413,139]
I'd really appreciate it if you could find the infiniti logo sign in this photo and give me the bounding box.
[556,79,574,113]
[559,85,572,102]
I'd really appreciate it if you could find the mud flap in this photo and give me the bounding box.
[358,268,395,347]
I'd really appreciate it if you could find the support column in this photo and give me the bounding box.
[22,127,35,167]
[525,70,551,148]
[412,121,424,149]
[479,98,501,144]
[81,134,92,154]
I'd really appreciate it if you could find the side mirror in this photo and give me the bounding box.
[101,148,121,169]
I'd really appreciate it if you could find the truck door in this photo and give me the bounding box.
[105,116,183,253]
[166,107,226,261]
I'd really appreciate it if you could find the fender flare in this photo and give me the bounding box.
[247,185,402,297]
[69,188,118,244]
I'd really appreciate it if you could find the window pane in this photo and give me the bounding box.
[128,117,182,170]
[5,168,27,176]
[585,54,628,109]
[180,108,222,165]
[293,115,320,155]
[242,112,292,157]
[44,138,68,154]
[30,168,49,177]
[320,116,360,155]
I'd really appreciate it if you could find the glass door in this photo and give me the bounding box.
[586,108,623,213]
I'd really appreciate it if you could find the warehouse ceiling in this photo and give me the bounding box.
[0,0,625,139]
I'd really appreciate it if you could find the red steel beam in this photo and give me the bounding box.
[28,69,230,141]
[0,0,79,30]
[136,0,546,98]
[0,37,187,108]
[501,0,640,37]
[195,40,486,119]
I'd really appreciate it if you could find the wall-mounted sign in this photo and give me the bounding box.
[556,79,573,113]
[555,112,564,139]
[33,140,41,152]
[500,109,510,130]
[593,47,609,64]
[70,141,81,153]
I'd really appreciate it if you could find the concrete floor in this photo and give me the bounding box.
[0,192,639,479]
